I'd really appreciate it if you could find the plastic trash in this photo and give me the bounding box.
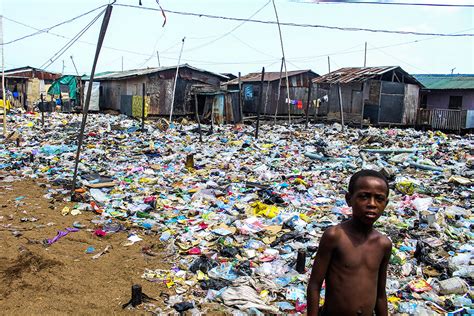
[434,277,469,295]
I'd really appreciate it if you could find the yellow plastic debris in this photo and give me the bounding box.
[294,178,308,187]
[395,180,416,195]
[251,201,280,219]
[61,206,70,216]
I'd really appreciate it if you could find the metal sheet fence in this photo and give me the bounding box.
[417,109,467,131]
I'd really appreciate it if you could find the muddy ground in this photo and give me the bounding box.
[0,176,186,315]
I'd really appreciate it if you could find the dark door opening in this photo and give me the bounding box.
[448,96,462,109]
[196,95,206,116]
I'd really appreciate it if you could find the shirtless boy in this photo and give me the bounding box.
[307,170,392,316]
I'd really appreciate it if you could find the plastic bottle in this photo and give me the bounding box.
[160,231,171,242]
[452,295,472,307]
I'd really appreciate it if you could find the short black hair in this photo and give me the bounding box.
[348,169,389,196]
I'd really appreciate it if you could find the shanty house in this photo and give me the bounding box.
[312,66,423,126]
[192,84,241,124]
[413,74,474,131]
[86,64,229,118]
[225,70,319,116]
[4,66,62,109]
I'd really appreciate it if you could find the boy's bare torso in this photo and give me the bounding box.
[322,222,390,316]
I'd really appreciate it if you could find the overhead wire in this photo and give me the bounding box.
[4,3,471,72]
[115,3,474,37]
[185,0,272,52]
[39,8,105,70]
[367,43,430,72]
[1,4,108,45]
[295,0,474,8]
[230,34,278,58]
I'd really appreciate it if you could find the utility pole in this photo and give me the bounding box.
[62,60,65,74]
[364,42,367,67]
[1,15,6,136]
[121,56,124,71]
[71,4,113,195]
[327,56,331,73]
[272,0,291,126]
[156,51,160,67]
[169,37,185,124]
[70,56,79,76]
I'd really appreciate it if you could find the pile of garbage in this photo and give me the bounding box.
[0,112,472,315]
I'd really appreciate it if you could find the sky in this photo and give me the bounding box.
[1,0,473,76]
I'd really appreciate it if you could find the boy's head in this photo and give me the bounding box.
[348,169,389,196]
[346,170,389,225]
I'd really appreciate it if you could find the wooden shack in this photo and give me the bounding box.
[4,66,62,109]
[312,66,423,126]
[87,64,229,116]
[225,70,319,116]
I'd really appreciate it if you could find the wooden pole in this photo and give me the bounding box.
[305,80,312,129]
[71,4,113,195]
[364,42,367,67]
[40,93,45,127]
[210,95,214,134]
[263,79,270,115]
[338,84,345,132]
[169,37,185,124]
[141,83,145,132]
[1,15,6,136]
[273,57,284,125]
[255,67,265,139]
[271,0,291,126]
[238,72,243,123]
[194,94,202,142]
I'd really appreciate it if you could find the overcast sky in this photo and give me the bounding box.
[2,0,473,76]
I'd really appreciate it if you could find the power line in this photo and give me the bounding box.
[367,42,430,72]
[1,4,108,45]
[296,1,474,8]
[40,9,105,70]
[230,33,278,58]
[185,0,272,52]
[115,3,474,37]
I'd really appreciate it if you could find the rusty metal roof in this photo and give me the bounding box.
[82,64,229,81]
[312,66,421,86]
[225,69,317,85]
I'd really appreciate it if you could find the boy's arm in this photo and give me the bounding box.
[374,238,392,316]
[307,227,338,316]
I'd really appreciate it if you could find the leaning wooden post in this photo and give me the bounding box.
[141,83,145,132]
[71,4,113,195]
[169,37,185,124]
[194,93,202,142]
[338,83,345,132]
[255,67,265,139]
[238,72,243,123]
[305,80,312,129]
[40,93,45,127]
[273,57,284,125]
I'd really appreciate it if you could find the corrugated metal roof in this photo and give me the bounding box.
[4,66,60,76]
[413,74,474,90]
[225,69,317,85]
[313,66,399,83]
[82,64,228,81]
[312,66,421,86]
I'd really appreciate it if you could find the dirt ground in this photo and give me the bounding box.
[0,176,176,315]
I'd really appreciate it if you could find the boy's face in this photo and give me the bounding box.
[345,176,389,226]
